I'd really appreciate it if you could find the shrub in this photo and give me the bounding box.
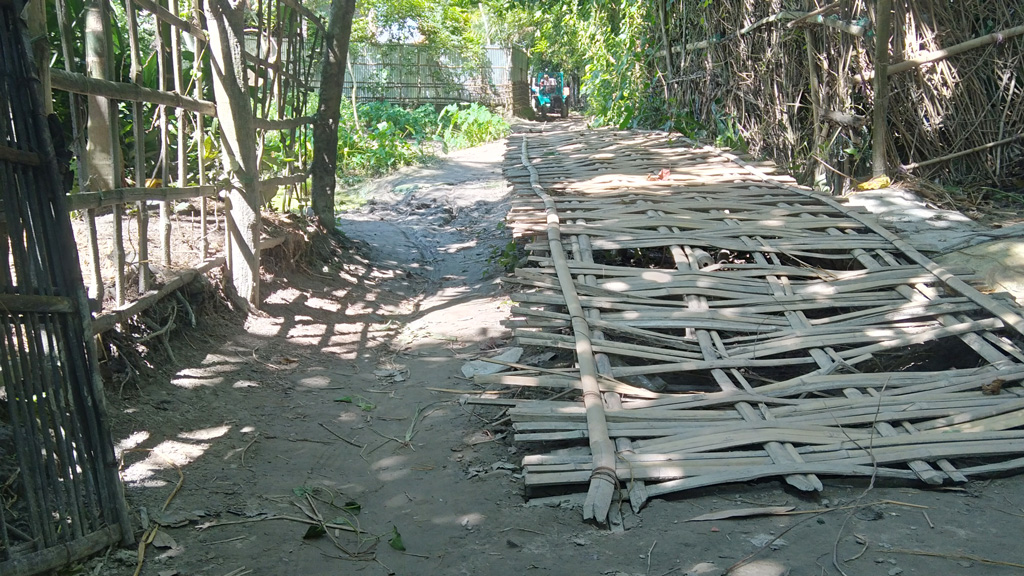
[437,103,510,152]
[335,101,508,178]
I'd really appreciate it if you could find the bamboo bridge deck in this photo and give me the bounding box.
[485,128,1024,525]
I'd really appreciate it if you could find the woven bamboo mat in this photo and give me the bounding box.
[484,128,1024,524]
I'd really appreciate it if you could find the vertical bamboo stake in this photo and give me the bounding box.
[656,0,674,88]
[272,0,284,120]
[54,0,98,309]
[84,0,121,307]
[126,0,150,292]
[872,0,892,178]
[194,0,208,258]
[25,0,51,114]
[113,1,127,308]
[158,15,172,266]
[112,210,125,305]
[804,0,825,190]
[170,0,187,257]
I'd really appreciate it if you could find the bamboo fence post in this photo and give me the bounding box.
[194,17,209,258]
[53,0,100,310]
[273,0,285,119]
[171,0,187,256]
[656,0,674,90]
[520,135,617,524]
[125,0,150,293]
[871,0,892,178]
[803,0,824,189]
[84,0,122,307]
[25,0,51,114]
[157,12,172,266]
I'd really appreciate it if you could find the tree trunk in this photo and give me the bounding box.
[310,0,356,230]
[205,0,262,306]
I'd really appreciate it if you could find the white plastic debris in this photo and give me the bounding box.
[460,347,523,378]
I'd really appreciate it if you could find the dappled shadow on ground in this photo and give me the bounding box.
[100,142,529,574]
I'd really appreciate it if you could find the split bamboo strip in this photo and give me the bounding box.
[502,128,1024,507]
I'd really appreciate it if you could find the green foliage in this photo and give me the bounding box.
[332,100,508,177]
[356,0,486,54]
[358,102,440,143]
[487,1,664,129]
[711,102,747,152]
[335,102,432,176]
[487,238,524,274]
[388,526,406,551]
[437,103,510,151]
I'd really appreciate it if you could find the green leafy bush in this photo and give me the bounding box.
[437,103,510,152]
[334,101,508,177]
[357,102,440,143]
[336,104,432,176]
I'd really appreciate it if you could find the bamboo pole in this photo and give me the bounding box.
[172,0,186,198]
[155,14,172,267]
[64,185,218,211]
[855,24,1024,83]
[872,0,891,178]
[280,0,325,31]
[520,135,617,524]
[900,134,1024,172]
[24,0,51,113]
[49,68,216,115]
[125,0,150,294]
[803,0,824,189]
[91,256,224,333]
[577,228,650,514]
[194,2,209,258]
[132,0,207,40]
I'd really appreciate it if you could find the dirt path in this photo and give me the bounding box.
[107,132,1024,576]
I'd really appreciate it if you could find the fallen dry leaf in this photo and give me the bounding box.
[982,379,1004,395]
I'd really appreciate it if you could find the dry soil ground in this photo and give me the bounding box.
[97,128,1024,576]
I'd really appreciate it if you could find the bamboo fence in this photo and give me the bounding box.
[657,0,1023,191]
[1,0,324,573]
[489,127,1024,524]
[45,0,324,319]
[0,7,133,575]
